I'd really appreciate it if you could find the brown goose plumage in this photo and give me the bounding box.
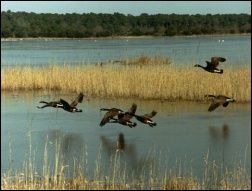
[60,92,84,112]
[38,92,84,113]
[133,110,157,127]
[99,108,124,127]
[205,94,236,112]
[118,103,137,121]
[108,103,137,128]
[194,57,226,74]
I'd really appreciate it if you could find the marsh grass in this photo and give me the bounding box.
[1,133,251,190]
[1,56,251,102]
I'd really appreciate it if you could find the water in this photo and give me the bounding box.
[1,36,251,184]
[1,35,251,67]
[1,91,251,182]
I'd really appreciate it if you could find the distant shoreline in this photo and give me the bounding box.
[1,33,250,41]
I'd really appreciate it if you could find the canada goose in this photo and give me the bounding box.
[37,101,63,109]
[109,117,137,128]
[37,92,84,112]
[99,108,125,127]
[107,103,137,128]
[205,94,236,112]
[194,57,226,74]
[60,92,84,113]
[133,110,157,127]
[118,103,137,121]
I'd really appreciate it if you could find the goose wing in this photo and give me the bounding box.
[70,92,84,107]
[143,110,157,118]
[211,57,226,67]
[128,103,137,115]
[100,112,112,127]
[60,99,71,109]
[208,100,222,111]
[100,109,123,127]
[119,103,137,120]
[222,102,229,107]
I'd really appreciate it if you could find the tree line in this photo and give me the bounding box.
[1,10,251,38]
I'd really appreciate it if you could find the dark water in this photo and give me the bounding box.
[1,91,251,181]
[1,35,251,67]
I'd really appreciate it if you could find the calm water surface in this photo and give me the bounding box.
[1,35,251,67]
[1,91,251,181]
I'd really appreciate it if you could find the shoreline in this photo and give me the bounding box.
[1,33,250,41]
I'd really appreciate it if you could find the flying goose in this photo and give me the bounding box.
[133,110,157,127]
[59,92,84,112]
[107,103,137,128]
[37,92,84,113]
[99,108,125,127]
[194,57,226,74]
[205,94,236,112]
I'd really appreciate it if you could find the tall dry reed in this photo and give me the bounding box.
[1,59,251,102]
[1,135,251,190]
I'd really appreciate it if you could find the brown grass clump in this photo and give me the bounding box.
[120,55,171,66]
[1,57,251,102]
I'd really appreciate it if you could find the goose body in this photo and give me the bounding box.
[99,108,125,127]
[205,94,236,112]
[109,117,137,128]
[133,110,157,127]
[107,103,137,128]
[37,92,84,112]
[60,92,84,113]
[37,101,63,109]
[194,57,226,74]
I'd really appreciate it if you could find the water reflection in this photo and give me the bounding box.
[208,124,230,140]
[100,133,152,175]
[47,129,84,162]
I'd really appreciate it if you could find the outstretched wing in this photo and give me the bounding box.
[100,111,114,127]
[60,99,71,108]
[143,110,157,119]
[208,100,222,112]
[211,57,226,67]
[70,92,84,107]
[119,103,137,120]
[128,103,137,115]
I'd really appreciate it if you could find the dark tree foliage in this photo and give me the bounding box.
[1,10,250,38]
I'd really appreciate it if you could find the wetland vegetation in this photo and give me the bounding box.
[1,55,251,190]
[1,135,251,190]
[1,56,251,102]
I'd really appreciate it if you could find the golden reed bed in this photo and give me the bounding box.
[1,61,251,102]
